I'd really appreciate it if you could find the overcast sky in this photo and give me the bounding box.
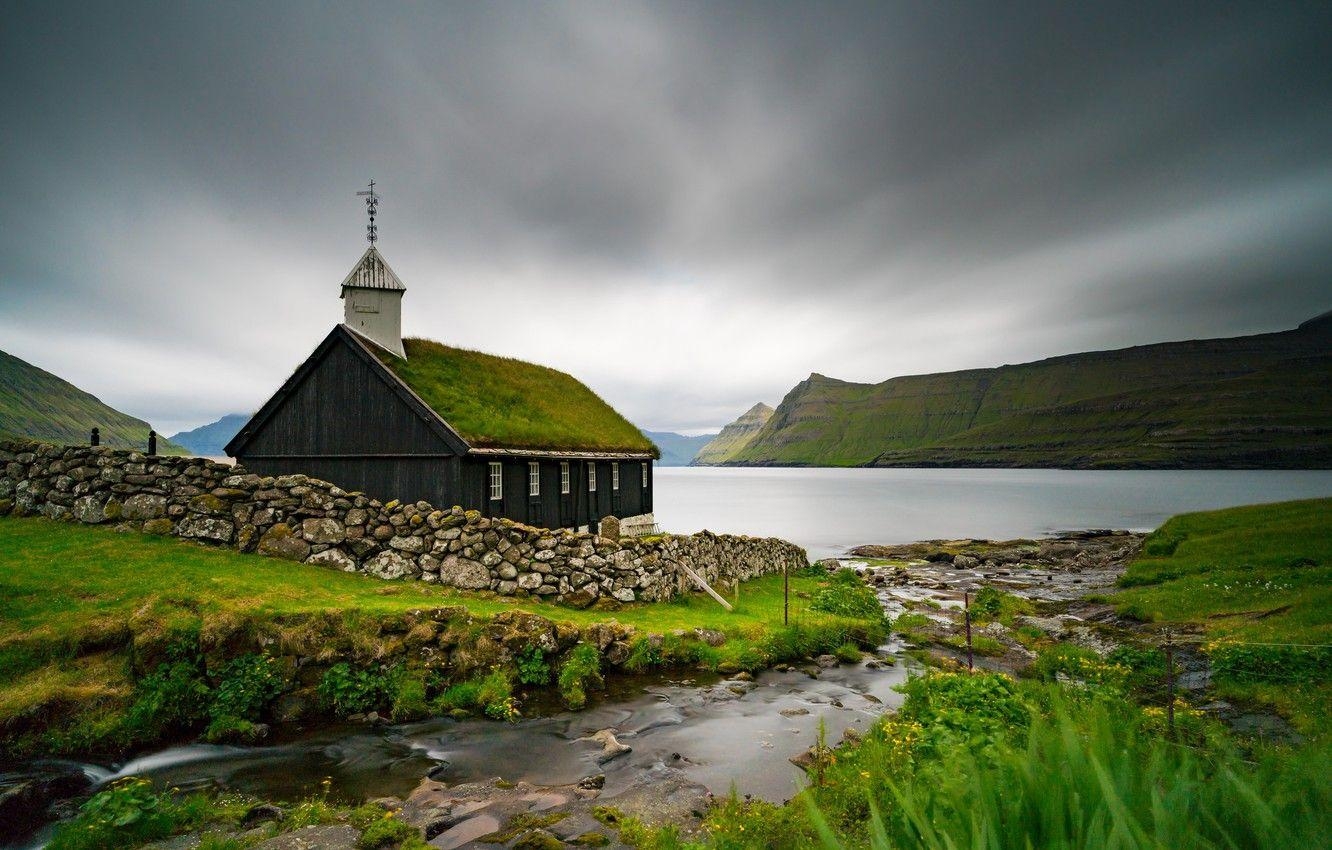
[2,1,1329,436]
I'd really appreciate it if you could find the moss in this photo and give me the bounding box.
[378,338,656,454]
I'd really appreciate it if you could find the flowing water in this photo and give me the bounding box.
[6,665,909,849]
[653,467,1332,559]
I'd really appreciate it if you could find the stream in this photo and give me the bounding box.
[3,657,910,849]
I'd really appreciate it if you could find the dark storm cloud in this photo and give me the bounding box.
[1,1,1329,433]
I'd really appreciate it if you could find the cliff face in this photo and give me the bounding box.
[692,403,775,465]
[724,316,1332,469]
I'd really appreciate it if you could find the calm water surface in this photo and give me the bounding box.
[652,467,1332,560]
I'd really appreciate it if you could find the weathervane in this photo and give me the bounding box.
[356,180,380,245]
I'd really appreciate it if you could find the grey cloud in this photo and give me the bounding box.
[1,1,1329,434]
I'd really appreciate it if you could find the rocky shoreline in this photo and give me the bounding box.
[834,530,1146,672]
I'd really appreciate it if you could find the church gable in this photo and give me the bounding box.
[225,326,465,458]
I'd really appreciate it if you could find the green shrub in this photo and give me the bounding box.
[357,813,420,848]
[126,647,210,739]
[896,671,1029,748]
[809,580,883,620]
[515,645,551,685]
[209,654,283,725]
[1106,644,1168,697]
[390,669,430,722]
[559,643,604,709]
[477,667,518,721]
[1034,643,1127,691]
[434,680,483,713]
[317,663,391,716]
[49,778,175,850]
[624,635,663,672]
[971,586,1003,619]
[833,642,862,664]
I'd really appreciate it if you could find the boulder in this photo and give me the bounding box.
[177,515,235,544]
[121,493,167,520]
[258,524,311,561]
[366,550,417,580]
[305,548,356,572]
[438,555,491,589]
[301,517,345,545]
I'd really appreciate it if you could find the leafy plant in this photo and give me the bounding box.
[809,578,883,620]
[209,654,283,725]
[49,778,174,850]
[559,643,604,709]
[624,635,663,672]
[317,663,391,716]
[515,645,551,685]
[477,667,518,721]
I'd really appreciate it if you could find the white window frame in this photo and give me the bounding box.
[528,461,540,497]
[612,462,620,491]
[641,462,648,488]
[488,462,503,501]
[560,462,570,494]
[587,462,597,491]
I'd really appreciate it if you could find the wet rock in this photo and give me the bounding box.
[779,707,810,717]
[693,628,726,647]
[578,774,606,790]
[581,729,633,763]
[240,802,284,827]
[815,654,839,668]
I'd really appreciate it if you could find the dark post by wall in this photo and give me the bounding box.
[0,439,807,605]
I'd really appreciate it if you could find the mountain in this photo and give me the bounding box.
[0,348,187,454]
[692,403,775,465]
[643,430,719,466]
[725,314,1332,469]
[169,413,249,457]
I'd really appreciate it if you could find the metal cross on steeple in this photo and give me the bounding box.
[356,180,380,245]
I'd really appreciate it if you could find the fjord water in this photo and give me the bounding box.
[653,467,1332,560]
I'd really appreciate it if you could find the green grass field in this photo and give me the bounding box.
[0,515,854,757]
[1113,497,1332,733]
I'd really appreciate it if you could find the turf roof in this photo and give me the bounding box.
[376,337,657,455]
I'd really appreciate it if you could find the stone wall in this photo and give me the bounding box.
[0,439,807,606]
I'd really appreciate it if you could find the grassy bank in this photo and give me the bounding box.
[615,670,1331,850]
[0,515,881,760]
[1112,497,1331,732]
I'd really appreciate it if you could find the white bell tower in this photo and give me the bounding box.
[340,182,407,359]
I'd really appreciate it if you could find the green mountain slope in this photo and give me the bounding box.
[693,403,774,465]
[0,348,186,453]
[727,314,1332,468]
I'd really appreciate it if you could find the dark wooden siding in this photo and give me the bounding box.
[459,456,650,528]
[242,340,448,456]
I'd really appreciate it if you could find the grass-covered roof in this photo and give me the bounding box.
[376,337,657,455]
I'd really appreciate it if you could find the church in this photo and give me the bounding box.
[225,190,658,531]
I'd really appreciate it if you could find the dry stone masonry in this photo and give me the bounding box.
[0,439,807,605]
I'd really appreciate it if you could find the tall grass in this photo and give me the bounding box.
[815,705,1330,849]
[698,673,1330,850]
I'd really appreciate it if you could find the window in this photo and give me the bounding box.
[488,462,502,500]
[560,462,570,494]
[587,462,597,491]
[612,462,620,491]
[528,462,540,497]
[641,462,648,488]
